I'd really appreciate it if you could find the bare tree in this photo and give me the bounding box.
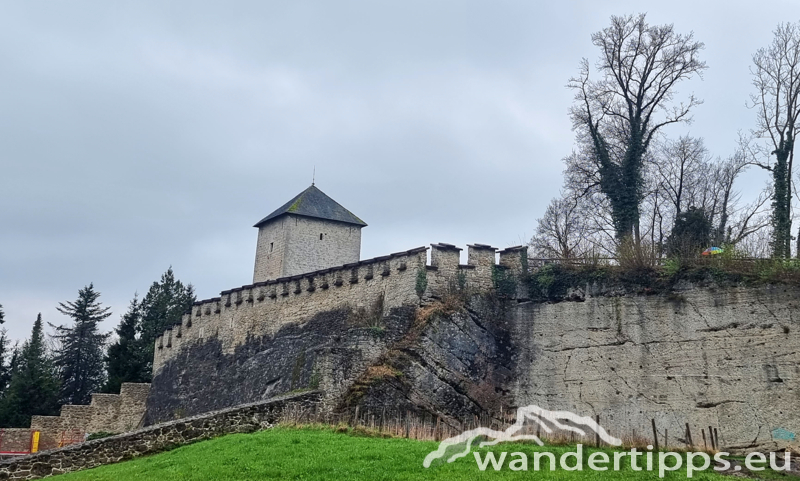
[651,136,709,216]
[568,14,706,244]
[529,196,590,259]
[749,22,800,258]
[563,147,620,254]
[636,135,768,256]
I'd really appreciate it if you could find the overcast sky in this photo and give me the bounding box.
[2,0,799,344]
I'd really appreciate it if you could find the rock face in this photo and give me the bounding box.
[510,285,800,452]
[340,298,515,421]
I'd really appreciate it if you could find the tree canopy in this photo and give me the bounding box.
[569,14,706,243]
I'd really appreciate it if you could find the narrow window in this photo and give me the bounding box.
[270,242,274,252]
[320,233,323,240]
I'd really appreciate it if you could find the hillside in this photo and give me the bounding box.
[49,427,754,480]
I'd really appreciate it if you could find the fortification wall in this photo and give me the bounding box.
[510,285,800,451]
[154,243,519,376]
[30,383,150,435]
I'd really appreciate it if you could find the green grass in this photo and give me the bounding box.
[52,426,778,480]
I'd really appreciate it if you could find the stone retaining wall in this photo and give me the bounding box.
[0,391,320,480]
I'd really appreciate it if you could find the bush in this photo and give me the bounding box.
[87,431,116,441]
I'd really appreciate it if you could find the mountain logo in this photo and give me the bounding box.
[423,405,622,468]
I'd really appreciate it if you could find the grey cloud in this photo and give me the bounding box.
[1,0,798,342]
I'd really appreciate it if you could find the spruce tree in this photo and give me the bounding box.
[0,330,10,395]
[52,284,111,405]
[0,304,9,394]
[0,314,60,427]
[138,268,195,378]
[7,342,20,375]
[104,269,194,387]
[104,295,147,393]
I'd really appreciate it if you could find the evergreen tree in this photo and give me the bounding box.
[667,207,713,257]
[0,304,9,394]
[137,268,195,378]
[104,295,147,393]
[7,342,20,375]
[0,330,10,395]
[52,284,111,405]
[104,269,194,388]
[0,314,60,427]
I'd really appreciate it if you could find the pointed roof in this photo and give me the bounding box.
[254,185,367,228]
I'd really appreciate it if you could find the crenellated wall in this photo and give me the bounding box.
[153,243,524,376]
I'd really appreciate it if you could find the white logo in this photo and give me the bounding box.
[423,405,622,468]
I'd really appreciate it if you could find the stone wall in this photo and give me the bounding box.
[510,284,800,452]
[253,215,363,282]
[150,240,800,453]
[154,243,517,375]
[0,391,319,480]
[0,430,59,455]
[148,243,525,424]
[31,383,149,436]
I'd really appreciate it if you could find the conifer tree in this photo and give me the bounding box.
[0,314,60,427]
[0,304,9,393]
[104,269,195,387]
[137,268,195,378]
[7,342,20,376]
[0,330,10,395]
[52,284,111,405]
[104,295,147,393]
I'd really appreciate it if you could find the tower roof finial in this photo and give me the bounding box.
[312,166,315,186]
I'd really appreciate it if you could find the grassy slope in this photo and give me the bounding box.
[48,426,763,481]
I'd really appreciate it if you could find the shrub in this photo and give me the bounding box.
[87,431,116,441]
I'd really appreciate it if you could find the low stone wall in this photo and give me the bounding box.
[31,383,150,436]
[0,430,59,456]
[0,391,320,480]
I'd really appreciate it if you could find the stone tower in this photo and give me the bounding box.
[252,185,367,283]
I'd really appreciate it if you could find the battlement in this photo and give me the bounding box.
[153,244,528,374]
